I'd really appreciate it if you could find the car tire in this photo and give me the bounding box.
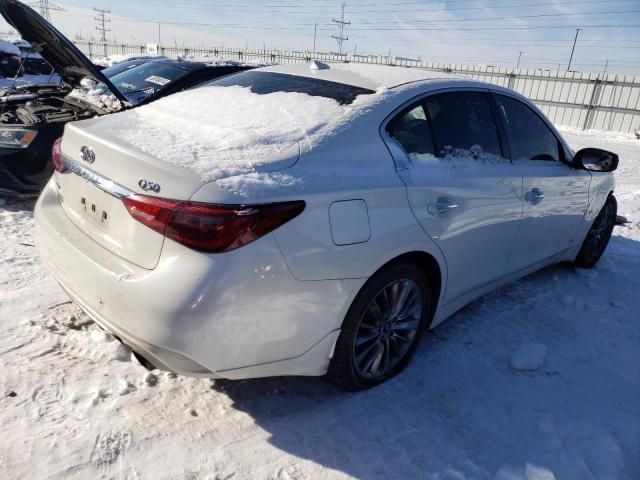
[328,262,431,390]
[574,194,617,269]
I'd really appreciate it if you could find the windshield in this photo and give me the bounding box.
[205,71,374,105]
[101,61,192,104]
[102,59,151,78]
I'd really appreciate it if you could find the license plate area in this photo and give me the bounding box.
[55,172,165,270]
[59,178,117,233]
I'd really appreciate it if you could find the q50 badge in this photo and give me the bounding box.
[138,179,161,193]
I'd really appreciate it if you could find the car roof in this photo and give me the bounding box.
[149,59,253,73]
[256,62,453,91]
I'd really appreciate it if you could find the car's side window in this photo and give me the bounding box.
[423,91,502,158]
[494,94,562,162]
[387,104,436,158]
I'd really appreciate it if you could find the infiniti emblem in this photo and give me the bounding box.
[80,146,95,164]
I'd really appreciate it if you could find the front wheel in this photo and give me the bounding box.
[328,262,431,390]
[574,194,617,268]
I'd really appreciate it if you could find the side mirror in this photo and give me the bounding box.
[573,148,619,172]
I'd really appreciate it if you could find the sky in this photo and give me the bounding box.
[1,0,640,74]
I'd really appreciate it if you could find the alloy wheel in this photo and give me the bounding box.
[583,202,616,264]
[352,279,423,380]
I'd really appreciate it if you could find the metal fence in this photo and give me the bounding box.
[77,41,640,134]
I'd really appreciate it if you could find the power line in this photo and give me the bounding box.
[331,2,350,55]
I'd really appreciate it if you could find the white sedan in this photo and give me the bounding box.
[35,62,618,389]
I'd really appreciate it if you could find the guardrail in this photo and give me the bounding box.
[77,41,640,134]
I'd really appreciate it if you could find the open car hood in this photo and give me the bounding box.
[0,0,128,104]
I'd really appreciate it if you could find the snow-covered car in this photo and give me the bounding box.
[34,61,619,390]
[0,0,254,197]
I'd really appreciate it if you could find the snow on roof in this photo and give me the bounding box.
[260,62,451,90]
[101,84,348,183]
[92,54,167,68]
[0,38,21,56]
[177,55,269,68]
[84,62,460,194]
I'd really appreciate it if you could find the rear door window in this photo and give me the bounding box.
[494,93,562,162]
[387,104,435,158]
[423,91,502,158]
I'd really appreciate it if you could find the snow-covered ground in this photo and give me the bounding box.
[0,130,639,479]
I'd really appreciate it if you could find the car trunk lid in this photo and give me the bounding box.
[54,120,205,270]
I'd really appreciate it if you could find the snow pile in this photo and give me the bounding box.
[108,85,348,182]
[510,342,548,371]
[0,38,21,56]
[66,85,124,112]
[92,54,166,68]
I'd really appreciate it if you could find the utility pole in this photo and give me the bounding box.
[313,23,317,54]
[567,28,581,72]
[29,1,64,21]
[158,22,161,45]
[94,7,111,57]
[602,59,609,77]
[516,51,524,69]
[331,2,350,55]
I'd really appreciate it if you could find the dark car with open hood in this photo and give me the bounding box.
[0,0,255,198]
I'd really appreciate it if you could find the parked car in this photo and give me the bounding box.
[34,61,618,389]
[0,0,254,197]
[0,37,21,77]
[9,38,53,74]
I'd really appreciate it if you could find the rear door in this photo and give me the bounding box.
[387,89,524,304]
[493,93,591,272]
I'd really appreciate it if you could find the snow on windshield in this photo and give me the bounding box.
[106,85,347,182]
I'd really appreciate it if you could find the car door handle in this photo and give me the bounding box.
[428,199,460,216]
[525,188,545,205]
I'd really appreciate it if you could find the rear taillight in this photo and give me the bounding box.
[51,137,66,173]
[122,194,305,253]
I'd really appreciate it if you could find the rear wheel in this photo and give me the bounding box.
[574,194,617,268]
[328,262,431,390]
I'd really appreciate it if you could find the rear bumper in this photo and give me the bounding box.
[35,179,361,378]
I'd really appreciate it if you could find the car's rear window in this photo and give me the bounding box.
[206,71,374,105]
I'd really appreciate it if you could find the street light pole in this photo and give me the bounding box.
[567,28,581,72]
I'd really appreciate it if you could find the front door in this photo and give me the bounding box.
[492,93,591,272]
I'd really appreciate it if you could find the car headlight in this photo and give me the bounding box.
[0,128,38,149]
